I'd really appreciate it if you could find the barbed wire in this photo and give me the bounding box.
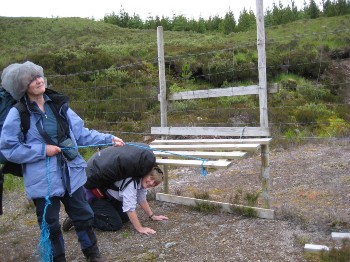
[34,27,350,142]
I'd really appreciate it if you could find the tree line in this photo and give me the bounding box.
[103,0,350,34]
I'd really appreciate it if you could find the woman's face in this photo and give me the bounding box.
[26,76,45,97]
[141,175,157,189]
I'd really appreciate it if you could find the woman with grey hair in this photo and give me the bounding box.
[0,61,124,262]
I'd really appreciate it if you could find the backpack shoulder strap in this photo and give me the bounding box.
[109,177,141,192]
[13,102,30,138]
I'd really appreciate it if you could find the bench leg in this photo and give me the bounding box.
[261,144,271,208]
[161,165,169,194]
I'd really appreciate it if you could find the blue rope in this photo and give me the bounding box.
[37,157,53,262]
[60,143,114,150]
[60,142,209,176]
[125,142,208,176]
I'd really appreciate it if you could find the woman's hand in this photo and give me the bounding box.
[151,215,169,221]
[46,145,61,156]
[137,226,156,235]
[112,137,125,147]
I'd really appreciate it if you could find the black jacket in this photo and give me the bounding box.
[84,143,155,189]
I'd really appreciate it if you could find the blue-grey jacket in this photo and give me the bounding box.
[0,92,114,199]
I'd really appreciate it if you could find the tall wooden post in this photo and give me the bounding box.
[157,26,169,193]
[256,0,271,208]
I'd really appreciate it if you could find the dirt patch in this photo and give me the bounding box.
[1,139,350,261]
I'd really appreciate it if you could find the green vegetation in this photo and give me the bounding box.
[192,201,222,214]
[103,0,350,34]
[230,188,261,207]
[230,206,258,218]
[0,13,349,194]
[228,189,260,218]
[305,240,350,262]
[193,191,210,200]
[2,175,24,192]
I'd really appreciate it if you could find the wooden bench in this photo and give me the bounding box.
[149,132,274,219]
[151,138,271,168]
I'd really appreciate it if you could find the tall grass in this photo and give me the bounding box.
[3,175,24,192]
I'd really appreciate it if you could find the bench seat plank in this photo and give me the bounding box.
[153,150,247,159]
[151,138,272,145]
[151,126,271,137]
[155,159,232,168]
[151,143,260,152]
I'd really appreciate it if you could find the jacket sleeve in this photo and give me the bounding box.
[0,108,46,164]
[65,107,114,146]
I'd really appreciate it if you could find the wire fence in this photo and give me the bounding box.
[43,27,350,142]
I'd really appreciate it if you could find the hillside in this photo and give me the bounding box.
[0,15,349,142]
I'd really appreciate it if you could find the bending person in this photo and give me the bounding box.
[63,144,168,235]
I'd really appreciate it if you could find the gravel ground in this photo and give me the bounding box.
[0,139,349,262]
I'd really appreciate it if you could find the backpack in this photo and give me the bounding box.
[84,143,156,190]
[0,87,69,176]
[0,86,30,177]
[0,86,30,215]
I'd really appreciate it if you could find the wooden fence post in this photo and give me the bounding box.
[157,26,169,193]
[256,0,271,208]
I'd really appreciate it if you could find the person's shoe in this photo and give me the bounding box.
[86,256,107,262]
[62,217,73,232]
[83,243,107,262]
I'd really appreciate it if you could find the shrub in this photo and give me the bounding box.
[319,117,350,138]
[298,84,334,102]
[293,103,334,126]
[2,175,24,192]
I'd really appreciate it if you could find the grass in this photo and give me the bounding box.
[305,240,350,262]
[229,188,261,207]
[190,190,221,213]
[294,233,311,246]
[230,206,258,218]
[319,240,350,262]
[2,174,24,192]
[193,190,210,200]
[191,201,222,214]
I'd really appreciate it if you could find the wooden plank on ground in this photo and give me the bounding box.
[155,159,232,168]
[153,150,247,159]
[151,143,260,152]
[332,232,350,240]
[151,126,271,137]
[151,138,272,145]
[156,193,274,220]
[304,244,329,253]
